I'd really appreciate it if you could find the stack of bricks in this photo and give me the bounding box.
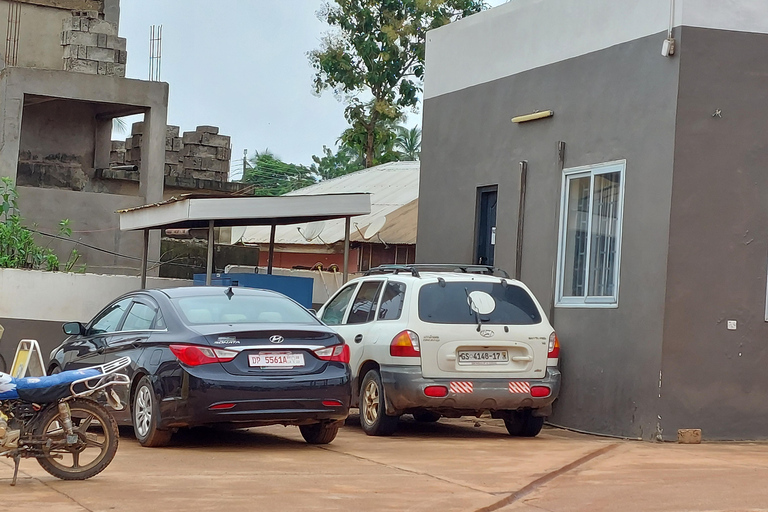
[123,122,144,167]
[180,126,231,181]
[61,10,127,77]
[165,126,183,177]
[109,140,126,165]
[109,123,231,182]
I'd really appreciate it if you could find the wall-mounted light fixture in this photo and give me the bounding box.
[511,110,554,124]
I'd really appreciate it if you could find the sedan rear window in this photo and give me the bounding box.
[418,281,542,325]
[173,294,318,325]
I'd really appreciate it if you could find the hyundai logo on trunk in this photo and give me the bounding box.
[269,335,284,344]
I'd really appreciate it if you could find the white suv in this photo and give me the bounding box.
[317,264,561,437]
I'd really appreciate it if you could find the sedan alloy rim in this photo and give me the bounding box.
[363,380,379,425]
[135,386,152,437]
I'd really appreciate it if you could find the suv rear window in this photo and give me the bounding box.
[418,281,542,325]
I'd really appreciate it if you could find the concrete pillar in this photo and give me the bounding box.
[139,102,168,278]
[93,117,112,170]
[0,75,23,184]
[139,105,167,204]
[104,0,121,30]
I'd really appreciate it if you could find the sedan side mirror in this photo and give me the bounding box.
[63,322,86,336]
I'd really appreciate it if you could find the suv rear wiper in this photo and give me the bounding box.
[465,287,482,332]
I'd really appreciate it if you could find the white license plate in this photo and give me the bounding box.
[458,350,509,365]
[249,352,305,368]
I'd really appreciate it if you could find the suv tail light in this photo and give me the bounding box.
[547,332,560,363]
[314,344,350,363]
[170,344,237,366]
[390,330,420,357]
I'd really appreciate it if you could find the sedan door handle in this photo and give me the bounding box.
[354,334,363,343]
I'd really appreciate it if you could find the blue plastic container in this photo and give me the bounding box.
[193,273,314,309]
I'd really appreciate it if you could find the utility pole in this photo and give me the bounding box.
[243,149,248,180]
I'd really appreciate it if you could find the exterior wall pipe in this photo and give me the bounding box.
[515,161,528,280]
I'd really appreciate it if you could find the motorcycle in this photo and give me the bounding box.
[0,357,130,486]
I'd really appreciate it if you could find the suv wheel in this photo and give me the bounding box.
[503,409,544,437]
[360,370,399,436]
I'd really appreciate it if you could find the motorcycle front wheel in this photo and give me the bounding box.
[35,398,119,480]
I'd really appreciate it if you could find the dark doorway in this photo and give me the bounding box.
[475,186,498,266]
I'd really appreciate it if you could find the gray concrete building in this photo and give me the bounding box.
[418,0,768,440]
[0,0,167,274]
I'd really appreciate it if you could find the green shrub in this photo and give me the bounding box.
[0,177,77,271]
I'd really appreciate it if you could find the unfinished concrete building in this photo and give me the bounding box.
[0,0,246,275]
[0,0,167,274]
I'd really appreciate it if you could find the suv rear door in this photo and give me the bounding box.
[414,278,551,380]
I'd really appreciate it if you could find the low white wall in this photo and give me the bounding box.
[0,268,190,323]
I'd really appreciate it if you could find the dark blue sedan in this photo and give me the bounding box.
[49,286,351,447]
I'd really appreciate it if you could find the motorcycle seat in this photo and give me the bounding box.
[0,368,101,402]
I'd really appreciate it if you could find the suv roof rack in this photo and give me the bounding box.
[364,264,510,279]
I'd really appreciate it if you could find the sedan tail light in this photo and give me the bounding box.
[390,330,420,358]
[314,344,350,363]
[170,344,237,366]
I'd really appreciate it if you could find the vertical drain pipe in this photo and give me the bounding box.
[515,161,528,280]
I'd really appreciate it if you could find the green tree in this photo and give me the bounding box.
[338,110,403,167]
[311,144,364,181]
[395,125,421,161]
[310,0,485,168]
[241,149,316,196]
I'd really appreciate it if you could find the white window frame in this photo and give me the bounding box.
[555,160,626,308]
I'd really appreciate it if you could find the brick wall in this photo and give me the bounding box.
[61,10,126,77]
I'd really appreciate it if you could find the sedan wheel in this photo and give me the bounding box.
[132,376,172,447]
[299,423,339,444]
[359,370,399,436]
[412,410,441,423]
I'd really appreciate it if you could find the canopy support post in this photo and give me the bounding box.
[343,216,351,283]
[267,222,276,275]
[206,220,214,285]
[140,228,149,289]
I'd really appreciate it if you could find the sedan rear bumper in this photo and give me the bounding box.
[157,363,352,429]
[379,365,560,416]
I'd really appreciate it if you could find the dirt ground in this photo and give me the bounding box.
[3,414,767,512]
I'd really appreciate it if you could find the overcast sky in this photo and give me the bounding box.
[119,1,506,179]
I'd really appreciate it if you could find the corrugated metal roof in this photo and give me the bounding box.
[235,161,419,246]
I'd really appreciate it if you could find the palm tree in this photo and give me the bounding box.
[395,126,421,161]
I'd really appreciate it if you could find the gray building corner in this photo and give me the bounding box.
[418,0,768,440]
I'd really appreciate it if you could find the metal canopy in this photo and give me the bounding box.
[117,193,372,288]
